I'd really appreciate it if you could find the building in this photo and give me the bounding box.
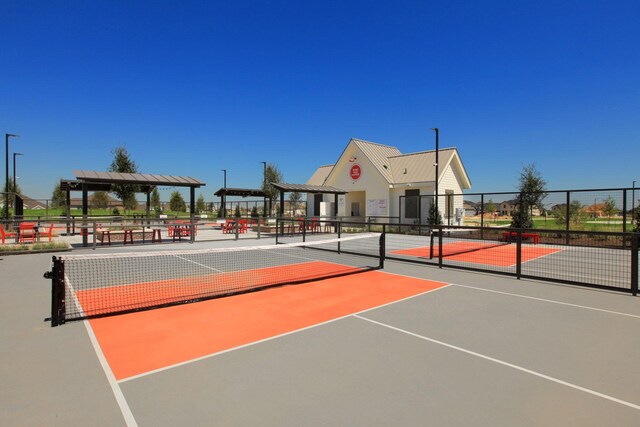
[305,138,471,224]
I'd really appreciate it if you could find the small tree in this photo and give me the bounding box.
[3,177,21,208]
[552,200,586,230]
[90,191,110,210]
[486,199,496,222]
[511,164,547,229]
[262,163,283,216]
[601,196,618,225]
[251,206,259,218]
[151,188,162,215]
[196,194,206,214]
[109,146,139,213]
[51,180,67,209]
[234,204,241,218]
[288,192,302,216]
[427,201,442,225]
[169,191,186,213]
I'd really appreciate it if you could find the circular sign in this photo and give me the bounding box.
[350,164,362,180]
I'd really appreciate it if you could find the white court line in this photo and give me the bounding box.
[84,320,139,427]
[66,276,137,427]
[354,314,640,411]
[118,281,451,383]
[450,283,640,319]
[175,255,223,272]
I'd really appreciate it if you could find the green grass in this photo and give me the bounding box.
[0,241,69,254]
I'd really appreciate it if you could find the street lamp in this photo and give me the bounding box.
[221,169,227,218]
[431,128,439,223]
[13,153,24,220]
[5,133,19,220]
[260,161,267,217]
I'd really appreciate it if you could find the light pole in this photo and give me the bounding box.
[5,134,19,220]
[13,153,23,216]
[260,161,267,217]
[431,128,439,223]
[221,169,227,218]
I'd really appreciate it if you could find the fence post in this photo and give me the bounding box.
[480,194,484,240]
[565,192,570,246]
[622,189,627,234]
[302,218,307,243]
[516,229,522,279]
[632,233,638,296]
[379,224,386,269]
[438,226,443,269]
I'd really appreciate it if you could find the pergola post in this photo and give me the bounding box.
[82,183,88,247]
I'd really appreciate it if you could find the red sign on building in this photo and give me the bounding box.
[350,164,362,180]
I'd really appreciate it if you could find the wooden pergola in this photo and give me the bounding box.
[61,170,205,246]
[271,183,346,217]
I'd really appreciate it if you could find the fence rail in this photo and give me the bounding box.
[274,218,638,296]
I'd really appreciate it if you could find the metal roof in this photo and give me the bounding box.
[306,165,334,186]
[272,183,347,194]
[73,170,205,187]
[214,188,266,197]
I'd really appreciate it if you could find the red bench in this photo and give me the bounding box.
[502,231,540,244]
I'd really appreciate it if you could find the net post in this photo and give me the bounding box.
[379,225,386,269]
[631,233,638,296]
[47,256,66,327]
[235,219,239,240]
[516,229,522,279]
[337,221,341,254]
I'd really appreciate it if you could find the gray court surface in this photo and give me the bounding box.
[2,241,640,426]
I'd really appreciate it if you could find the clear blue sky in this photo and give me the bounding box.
[2,0,639,201]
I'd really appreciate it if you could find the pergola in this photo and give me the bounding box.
[62,170,205,245]
[271,183,347,217]
[213,187,267,218]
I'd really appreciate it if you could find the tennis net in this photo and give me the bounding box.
[46,233,382,326]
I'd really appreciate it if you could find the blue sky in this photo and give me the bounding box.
[1,0,639,201]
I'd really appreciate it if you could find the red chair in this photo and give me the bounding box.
[19,222,36,243]
[1,226,16,244]
[39,224,55,242]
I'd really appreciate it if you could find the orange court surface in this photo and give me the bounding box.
[392,241,561,267]
[88,270,447,380]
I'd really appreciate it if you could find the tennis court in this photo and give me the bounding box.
[2,235,640,426]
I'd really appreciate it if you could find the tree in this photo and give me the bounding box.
[288,192,302,216]
[251,206,259,218]
[151,188,162,214]
[601,196,618,224]
[511,164,547,229]
[486,199,496,222]
[109,146,139,212]
[2,177,21,208]
[51,180,67,209]
[634,206,640,232]
[90,191,109,209]
[234,204,241,218]
[551,200,586,229]
[262,163,283,216]
[196,194,206,214]
[427,199,442,225]
[169,191,186,213]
